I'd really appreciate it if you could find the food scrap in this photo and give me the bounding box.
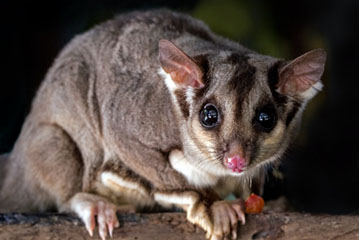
[245,193,264,214]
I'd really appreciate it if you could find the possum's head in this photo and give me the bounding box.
[158,39,326,179]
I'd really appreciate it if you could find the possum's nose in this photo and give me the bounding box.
[226,155,247,173]
[224,141,248,173]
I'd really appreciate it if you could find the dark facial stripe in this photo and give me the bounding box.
[286,101,301,126]
[227,53,256,119]
[268,61,288,106]
[174,89,190,118]
[227,54,256,93]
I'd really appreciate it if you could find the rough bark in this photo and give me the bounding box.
[0,211,358,240]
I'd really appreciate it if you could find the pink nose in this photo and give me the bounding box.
[226,155,246,173]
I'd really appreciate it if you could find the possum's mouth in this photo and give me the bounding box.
[224,155,247,173]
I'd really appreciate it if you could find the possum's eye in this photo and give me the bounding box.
[254,106,277,132]
[200,103,220,129]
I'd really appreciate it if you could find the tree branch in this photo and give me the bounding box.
[0,211,358,240]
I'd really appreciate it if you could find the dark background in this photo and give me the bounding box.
[1,0,358,214]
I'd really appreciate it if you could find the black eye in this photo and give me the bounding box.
[255,107,277,132]
[200,104,220,129]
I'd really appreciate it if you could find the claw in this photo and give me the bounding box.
[98,201,108,240]
[232,230,237,240]
[82,206,95,237]
[236,208,246,225]
[69,193,120,240]
[240,213,246,225]
[105,206,118,238]
[108,222,114,238]
[232,202,246,225]
[99,229,107,240]
[85,223,94,237]
[98,219,107,240]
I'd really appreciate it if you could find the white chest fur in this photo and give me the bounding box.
[169,149,219,188]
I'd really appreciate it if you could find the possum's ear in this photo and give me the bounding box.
[159,39,204,89]
[277,49,326,100]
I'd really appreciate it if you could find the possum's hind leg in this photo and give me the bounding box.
[20,124,120,239]
[22,124,120,239]
[20,124,85,210]
[0,124,84,212]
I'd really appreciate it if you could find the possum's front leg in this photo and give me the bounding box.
[154,150,246,240]
[101,148,246,240]
[154,191,246,240]
[98,168,245,240]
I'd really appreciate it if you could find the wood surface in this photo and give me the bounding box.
[1,211,358,240]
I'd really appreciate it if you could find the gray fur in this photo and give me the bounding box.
[0,9,324,231]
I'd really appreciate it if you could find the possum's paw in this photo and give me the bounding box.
[67,192,119,240]
[209,199,246,240]
[154,191,245,240]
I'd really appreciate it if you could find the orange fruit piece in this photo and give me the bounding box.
[245,193,264,214]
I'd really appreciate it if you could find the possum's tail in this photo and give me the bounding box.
[0,153,12,212]
[0,153,9,191]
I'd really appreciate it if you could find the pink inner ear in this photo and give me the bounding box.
[159,39,204,88]
[277,49,326,96]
